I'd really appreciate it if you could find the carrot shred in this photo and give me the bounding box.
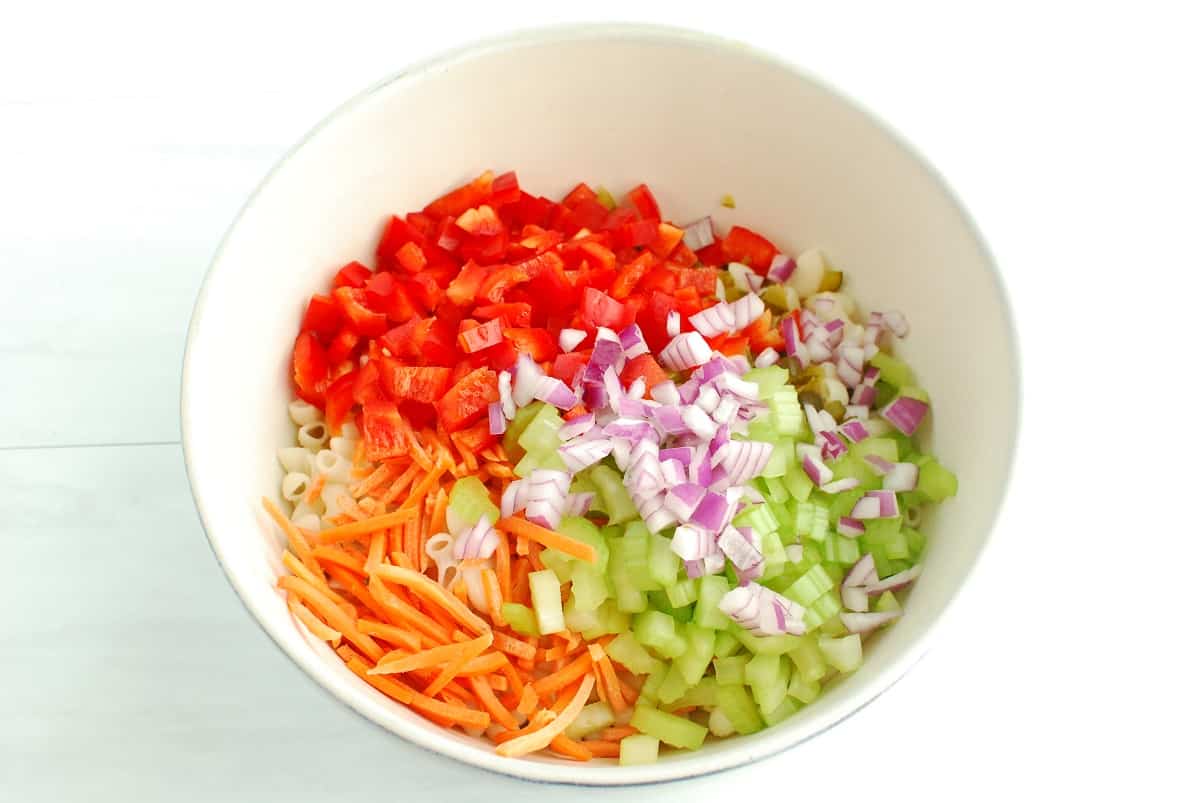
[352,463,398,499]
[422,632,493,697]
[516,684,539,716]
[311,545,367,576]
[548,734,593,761]
[511,558,532,606]
[337,647,414,705]
[492,632,537,661]
[366,576,451,643]
[496,675,595,757]
[261,498,322,575]
[278,575,383,661]
[581,740,621,758]
[459,652,507,676]
[280,551,354,617]
[372,632,491,675]
[481,568,505,626]
[357,618,421,651]
[305,473,327,505]
[494,531,512,602]
[366,531,386,573]
[335,493,369,520]
[287,595,341,645]
[496,516,597,563]
[598,725,638,741]
[370,564,491,635]
[532,652,594,699]
[379,463,422,506]
[468,675,519,730]
[515,534,529,556]
[324,564,394,624]
[312,508,418,544]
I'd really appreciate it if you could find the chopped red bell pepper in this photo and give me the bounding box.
[333,261,373,289]
[301,294,343,341]
[503,327,556,362]
[610,252,657,300]
[361,401,410,461]
[437,367,499,432]
[561,182,598,209]
[424,171,494,219]
[620,353,669,393]
[380,360,452,403]
[352,359,386,404]
[626,183,662,221]
[477,251,563,304]
[456,205,504,236]
[551,350,590,385]
[446,260,489,307]
[489,171,521,207]
[580,287,626,330]
[395,241,427,273]
[324,370,357,433]
[474,302,533,327]
[325,327,360,366]
[648,223,685,258]
[292,331,328,404]
[722,225,778,273]
[672,266,719,296]
[453,418,498,453]
[458,318,504,353]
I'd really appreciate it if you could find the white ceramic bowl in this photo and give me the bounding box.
[182,23,1019,786]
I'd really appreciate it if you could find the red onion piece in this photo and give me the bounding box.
[839,419,870,443]
[498,370,515,419]
[558,327,586,352]
[766,253,796,283]
[500,480,523,518]
[558,438,614,472]
[837,516,867,537]
[844,553,878,587]
[619,324,650,359]
[681,405,717,439]
[719,583,807,636]
[800,450,833,486]
[881,396,929,436]
[681,217,715,251]
[863,454,895,476]
[666,310,681,338]
[754,348,780,368]
[841,585,869,613]
[690,491,731,532]
[689,303,737,337]
[883,462,919,492]
[512,353,542,407]
[726,262,763,293]
[670,524,707,560]
[660,332,713,371]
[487,401,506,435]
[650,381,680,406]
[820,477,860,494]
[563,492,594,518]
[729,293,765,330]
[844,404,870,421]
[882,310,909,337]
[841,609,902,634]
[532,375,578,410]
[558,412,596,441]
[718,440,774,487]
[863,564,921,594]
[453,516,500,560]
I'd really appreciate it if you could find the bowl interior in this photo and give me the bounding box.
[183,25,1018,785]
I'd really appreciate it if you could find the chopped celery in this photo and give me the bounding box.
[647,590,692,623]
[563,594,602,634]
[802,592,842,630]
[665,577,699,608]
[769,388,806,437]
[712,629,741,658]
[576,599,629,640]
[760,437,793,478]
[631,706,708,750]
[784,564,834,605]
[714,684,764,735]
[619,734,661,766]
[869,547,898,579]
[694,575,731,630]
[828,488,866,520]
[746,652,788,715]
[557,516,609,571]
[570,563,611,612]
[787,674,821,704]
[445,476,499,534]
[539,548,574,583]
[501,602,539,636]
[676,624,717,685]
[675,675,720,708]
[821,534,862,565]
[873,590,901,614]
[904,526,927,558]
[832,457,884,490]
[760,530,787,580]
[742,365,790,397]
[708,707,737,737]
[595,185,617,210]
[590,464,638,524]
[733,628,805,655]
[606,632,665,675]
[633,610,687,659]
[503,402,542,458]
[898,384,930,403]
[849,437,901,463]
[867,351,914,387]
[648,533,681,586]
[513,448,568,477]
[783,465,814,503]
[818,634,863,672]
[916,458,958,502]
[614,525,657,590]
[638,662,669,704]
[565,701,614,739]
[655,665,688,705]
[786,634,828,683]
[763,697,802,726]
[819,616,848,637]
[714,654,748,686]
[735,504,779,536]
[772,501,798,544]
[760,476,788,503]
[529,569,565,634]
[612,574,649,613]
[517,403,564,455]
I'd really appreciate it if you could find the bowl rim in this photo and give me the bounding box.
[181,21,1022,786]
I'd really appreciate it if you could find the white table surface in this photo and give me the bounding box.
[2,2,1194,800]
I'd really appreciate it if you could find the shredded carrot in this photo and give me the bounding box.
[515,534,529,556]
[372,632,489,675]
[598,725,638,742]
[261,498,321,575]
[496,517,597,563]
[429,487,449,539]
[366,531,386,573]
[468,675,519,730]
[492,632,537,661]
[287,595,341,645]
[482,462,515,479]
[371,564,491,635]
[312,508,418,544]
[588,644,627,713]
[549,734,593,761]
[481,568,504,626]
[281,551,354,618]
[403,517,420,571]
[338,647,414,705]
[311,545,367,576]
[352,463,398,499]
[459,652,507,676]
[581,740,621,758]
[357,618,421,651]
[527,543,545,572]
[366,576,451,643]
[335,493,369,520]
[511,559,532,606]
[532,652,594,699]
[399,463,447,511]
[278,575,383,661]
[516,684,539,717]
[305,473,327,505]
[322,564,392,623]
[487,674,508,692]
[423,633,493,697]
[379,463,422,506]
[496,675,595,757]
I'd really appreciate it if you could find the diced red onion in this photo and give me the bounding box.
[681,216,715,251]
[836,357,863,388]
[660,446,693,467]
[862,366,881,386]
[651,381,680,406]
[559,412,595,441]
[581,380,607,410]
[881,396,929,436]
[671,524,707,561]
[664,482,706,520]
[650,405,689,436]
[844,553,877,588]
[628,377,646,400]
[604,418,656,442]
[882,310,909,337]
[729,293,765,330]
[660,332,713,371]
[524,470,570,529]
[718,440,774,487]
[851,490,900,519]
[660,458,687,487]
[712,396,739,425]
[563,492,594,518]
[766,253,796,283]
[681,405,717,440]
[513,353,542,407]
[800,450,833,486]
[820,477,860,494]
[754,348,780,368]
[619,324,650,359]
[453,516,500,560]
[666,310,681,338]
[488,401,506,435]
[602,365,624,414]
[883,462,919,492]
[863,564,921,594]
[837,516,867,537]
[558,328,586,352]
[691,491,731,532]
[863,454,895,476]
[839,419,870,443]
[717,525,763,571]
[532,375,578,410]
[781,316,802,358]
[841,345,866,372]
[841,585,869,613]
[719,583,806,636]
[819,430,848,460]
[500,480,523,518]
[844,404,870,420]
[850,383,877,407]
[558,438,614,472]
[644,507,676,534]
[841,610,902,634]
[703,552,727,575]
[696,385,721,414]
[618,396,650,419]
[726,262,763,293]
[498,370,516,419]
[685,559,704,579]
[689,302,737,337]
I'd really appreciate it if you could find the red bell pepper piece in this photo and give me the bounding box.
[323,370,357,433]
[325,327,360,366]
[292,331,329,404]
[489,171,521,207]
[352,359,386,405]
[625,183,662,221]
[380,360,452,403]
[446,261,489,307]
[424,171,494,219]
[458,318,504,353]
[561,182,598,208]
[620,354,669,394]
[474,302,533,327]
[477,251,563,304]
[453,418,498,453]
[648,222,685,258]
[610,252,658,300]
[551,350,590,385]
[672,266,719,296]
[455,205,504,236]
[437,367,500,432]
[580,287,626,330]
[722,225,779,273]
[301,294,343,340]
[363,273,418,324]
[511,192,555,228]
[503,327,556,362]
[361,401,410,461]
[395,242,427,273]
[333,261,372,289]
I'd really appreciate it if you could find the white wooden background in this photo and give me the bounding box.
[2,2,1195,800]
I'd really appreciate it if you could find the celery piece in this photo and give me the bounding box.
[655,665,689,705]
[571,563,611,612]
[818,634,863,673]
[742,366,790,398]
[828,488,867,521]
[558,516,609,571]
[869,547,897,579]
[633,609,688,659]
[916,458,958,502]
[503,402,542,458]
[832,457,883,490]
[867,351,914,387]
[676,623,717,685]
[607,632,665,675]
[784,564,835,606]
[904,526,927,558]
[676,676,720,708]
[733,628,805,655]
[760,529,787,580]
[763,696,802,726]
[761,476,789,503]
[639,661,669,704]
[772,501,799,544]
[735,504,779,536]
[714,654,749,686]
[648,591,692,623]
[783,465,814,503]
[576,598,629,640]
[714,684,765,735]
[513,448,568,477]
[849,437,901,463]
[446,476,500,535]
[707,707,736,737]
[801,591,842,630]
[694,575,731,631]
[665,577,699,608]
[517,403,564,455]
[619,734,661,766]
[614,526,657,590]
[612,574,649,614]
[712,629,741,658]
[529,569,565,635]
[595,185,617,211]
[745,652,782,694]
[821,534,863,565]
[819,615,849,636]
[787,673,821,704]
[898,384,930,403]
[539,548,575,583]
[760,437,792,478]
[590,464,638,524]
[873,590,901,614]
[648,532,681,587]
[566,701,615,740]
[564,595,602,635]
[631,705,708,750]
[501,603,539,637]
[786,634,828,683]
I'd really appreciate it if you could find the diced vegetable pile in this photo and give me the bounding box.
[270,170,957,764]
